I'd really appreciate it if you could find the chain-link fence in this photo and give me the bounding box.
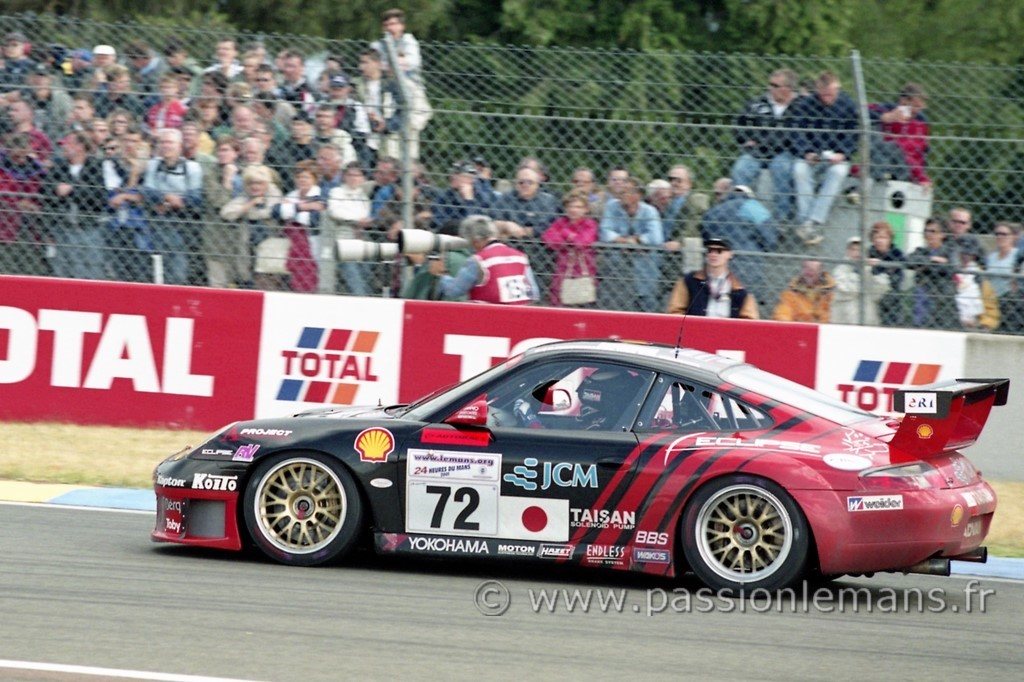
[3,12,1024,332]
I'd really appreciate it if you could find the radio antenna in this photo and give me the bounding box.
[674,278,707,359]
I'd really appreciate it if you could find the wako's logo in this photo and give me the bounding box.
[836,360,941,412]
[276,327,380,404]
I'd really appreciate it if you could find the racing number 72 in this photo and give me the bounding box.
[426,485,480,531]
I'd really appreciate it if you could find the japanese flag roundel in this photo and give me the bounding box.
[498,496,569,542]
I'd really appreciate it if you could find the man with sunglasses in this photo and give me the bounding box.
[666,236,759,319]
[947,206,985,266]
[731,68,799,223]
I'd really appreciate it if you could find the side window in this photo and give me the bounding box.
[637,376,771,432]
[475,359,654,432]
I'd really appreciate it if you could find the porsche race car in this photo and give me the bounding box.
[153,340,1006,591]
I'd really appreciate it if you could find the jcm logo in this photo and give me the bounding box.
[277,327,380,404]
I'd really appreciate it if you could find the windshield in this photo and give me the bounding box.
[402,353,525,421]
[723,364,876,426]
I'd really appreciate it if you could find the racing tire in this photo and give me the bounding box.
[681,475,809,593]
[243,452,363,567]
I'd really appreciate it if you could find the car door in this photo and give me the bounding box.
[400,357,655,550]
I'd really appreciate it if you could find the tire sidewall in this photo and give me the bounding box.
[681,474,810,592]
[242,451,363,566]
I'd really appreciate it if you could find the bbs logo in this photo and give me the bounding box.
[635,531,669,546]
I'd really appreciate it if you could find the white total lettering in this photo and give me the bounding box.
[37,309,102,387]
[0,306,37,384]
[161,317,214,397]
[83,314,160,392]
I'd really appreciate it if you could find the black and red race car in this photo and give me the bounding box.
[153,340,1006,591]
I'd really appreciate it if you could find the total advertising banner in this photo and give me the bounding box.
[253,292,404,418]
[815,325,966,414]
[398,301,819,402]
[0,276,262,429]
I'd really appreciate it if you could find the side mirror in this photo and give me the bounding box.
[445,394,488,427]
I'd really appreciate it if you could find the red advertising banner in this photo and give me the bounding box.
[0,276,262,429]
[398,301,819,402]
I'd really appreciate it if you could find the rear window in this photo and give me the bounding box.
[723,365,875,426]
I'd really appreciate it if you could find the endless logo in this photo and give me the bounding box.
[276,327,380,405]
[847,495,903,512]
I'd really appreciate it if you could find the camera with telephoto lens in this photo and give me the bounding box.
[334,229,469,262]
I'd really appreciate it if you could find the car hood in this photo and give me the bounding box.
[293,404,396,420]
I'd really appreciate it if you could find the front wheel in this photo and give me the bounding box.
[243,453,363,566]
[681,476,809,592]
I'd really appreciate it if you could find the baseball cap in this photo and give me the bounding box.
[450,160,476,176]
[329,74,350,89]
[704,236,732,251]
[5,31,27,44]
[733,184,755,197]
[846,236,862,245]
[92,44,116,57]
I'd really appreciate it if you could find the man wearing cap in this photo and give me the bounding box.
[431,161,494,234]
[90,44,117,85]
[698,177,777,301]
[2,32,36,92]
[666,237,759,318]
[325,73,372,168]
[429,214,539,305]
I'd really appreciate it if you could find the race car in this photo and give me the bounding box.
[152,340,1005,591]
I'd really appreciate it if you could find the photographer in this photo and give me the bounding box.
[429,214,538,305]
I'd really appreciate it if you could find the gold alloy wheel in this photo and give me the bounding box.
[252,457,347,555]
[694,484,793,584]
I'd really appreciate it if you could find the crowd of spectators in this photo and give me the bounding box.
[3,20,1024,331]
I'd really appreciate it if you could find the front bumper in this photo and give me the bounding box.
[151,458,247,551]
[794,480,997,575]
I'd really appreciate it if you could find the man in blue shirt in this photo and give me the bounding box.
[600,176,664,311]
[789,71,858,246]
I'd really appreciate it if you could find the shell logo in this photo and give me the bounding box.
[916,424,934,439]
[951,503,964,527]
[355,427,395,463]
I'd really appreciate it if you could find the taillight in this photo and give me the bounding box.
[860,462,943,490]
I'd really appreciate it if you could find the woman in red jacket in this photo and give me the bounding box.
[542,189,598,307]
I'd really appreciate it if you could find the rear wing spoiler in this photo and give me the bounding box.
[889,378,1009,461]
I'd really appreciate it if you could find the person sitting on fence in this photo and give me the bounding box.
[429,214,539,305]
[599,175,664,312]
[372,7,423,84]
[772,258,835,323]
[831,236,891,326]
[666,237,759,319]
[907,217,959,330]
[868,82,930,184]
[731,68,799,222]
[788,71,858,247]
[542,189,599,307]
[866,220,908,326]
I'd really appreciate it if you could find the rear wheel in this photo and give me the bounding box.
[243,453,363,566]
[681,476,809,592]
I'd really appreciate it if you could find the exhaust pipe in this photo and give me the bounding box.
[948,546,988,563]
[901,558,951,576]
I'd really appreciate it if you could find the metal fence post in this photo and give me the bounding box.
[851,49,872,327]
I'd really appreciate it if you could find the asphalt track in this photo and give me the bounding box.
[1,504,1022,681]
